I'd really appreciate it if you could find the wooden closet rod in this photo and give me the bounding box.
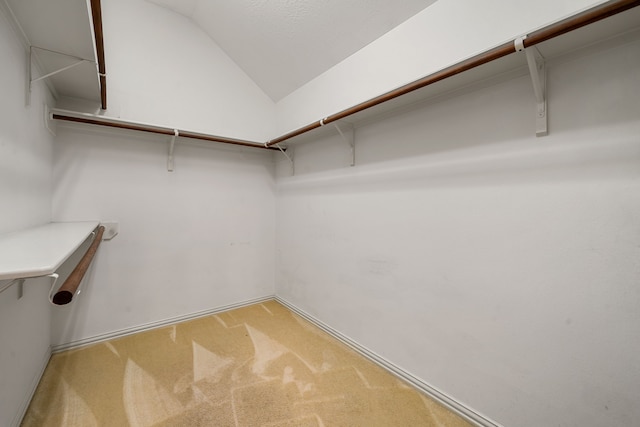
[266,0,640,146]
[52,226,105,305]
[90,0,107,110]
[52,112,281,151]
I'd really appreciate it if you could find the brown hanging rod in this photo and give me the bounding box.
[56,0,639,152]
[52,113,281,151]
[266,0,640,146]
[90,0,107,110]
[52,225,105,305]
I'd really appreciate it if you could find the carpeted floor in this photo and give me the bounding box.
[22,300,472,426]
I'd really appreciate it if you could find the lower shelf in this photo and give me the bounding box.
[0,221,99,282]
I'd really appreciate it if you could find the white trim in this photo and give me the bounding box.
[275,296,503,427]
[12,345,52,427]
[51,295,274,353]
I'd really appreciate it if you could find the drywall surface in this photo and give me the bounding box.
[62,0,276,142]
[149,0,438,102]
[275,0,604,135]
[275,38,640,426]
[51,126,276,346]
[0,7,56,427]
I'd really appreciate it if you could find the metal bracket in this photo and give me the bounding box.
[333,122,355,167]
[0,278,25,298]
[276,144,294,176]
[100,221,119,240]
[168,129,179,171]
[515,36,548,137]
[47,273,60,305]
[27,46,96,106]
[44,104,56,136]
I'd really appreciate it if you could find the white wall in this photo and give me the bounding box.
[51,125,276,346]
[275,0,605,135]
[0,7,56,426]
[59,0,276,142]
[2,1,636,426]
[50,0,281,348]
[275,36,640,427]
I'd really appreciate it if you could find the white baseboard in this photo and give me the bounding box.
[275,296,503,427]
[51,295,274,353]
[13,345,52,427]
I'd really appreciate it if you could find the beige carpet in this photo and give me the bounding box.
[22,300,472,426]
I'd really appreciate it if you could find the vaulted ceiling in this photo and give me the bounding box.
[146,0,439,102]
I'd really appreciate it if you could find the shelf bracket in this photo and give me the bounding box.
[27,46,95,107]
[47,273,60,305]
[276,144,294,176]
[168,129,179,172]
[100,221,119,240]
[0,278,25,298]
[333,122,355,167]
[515,36,547,137]
[44,104,56,136]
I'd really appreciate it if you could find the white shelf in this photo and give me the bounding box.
[281,5,640,145]
[1,0,101,103]
[0,222,99,281]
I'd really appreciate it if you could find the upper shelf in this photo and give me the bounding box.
[268,1,640,146]
[0,222,99,281]
[1,0,102,104]
[29,0,640,150]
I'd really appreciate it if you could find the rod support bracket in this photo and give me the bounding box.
[276,144,294,176]
[168,129,179,171]
[333,122,355,167]
[516,35,548,137]
[47,273,60,305]
[100,221,119,240]
[514,35,527,52]
[17,278,24,299]
[0,278,26,298]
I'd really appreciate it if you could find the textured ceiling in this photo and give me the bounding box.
[147,0,438,101]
